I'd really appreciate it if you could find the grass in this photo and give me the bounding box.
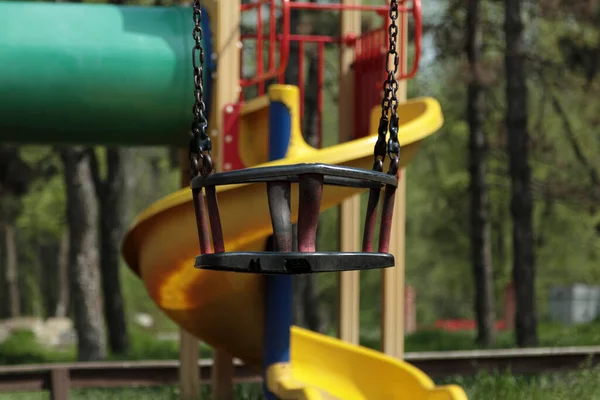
[439,366,600,400]
[0,383,265,400]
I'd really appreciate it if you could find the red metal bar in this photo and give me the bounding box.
[289,34,338,43]
[240,0,272,11]
[205,186,225,253]
[298,40,304,120]
[297,174,323,252]
[257,3,264,95]
[362,188,381,252]
[239,0,290,88]
[241,33,339,44]
[317,42,324,148]
[378,184,397,253]
[268,0,276,71]
[287,3,409,13]
[401,0,422,80]
[193,189,212,255]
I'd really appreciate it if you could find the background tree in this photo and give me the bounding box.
[89,147,131,355]
[0,146,35,318]
[505,0,538,346]
[466,0,496,346]
[60,147,107,361]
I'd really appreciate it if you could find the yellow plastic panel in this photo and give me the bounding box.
[265,326,468,400]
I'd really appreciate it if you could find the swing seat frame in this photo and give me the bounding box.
[191,163,398,274]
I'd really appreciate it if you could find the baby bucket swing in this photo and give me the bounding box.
[188,0,404,275]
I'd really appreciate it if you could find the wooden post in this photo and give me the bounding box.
[381,0,408,359]
[179,150,201,400]
[49,368,70,400]
[337,0,362,345]
[206,1,240,399]
[381,172,406,357]
[179,330,201,400]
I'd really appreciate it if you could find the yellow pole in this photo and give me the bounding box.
[338,0,362,346]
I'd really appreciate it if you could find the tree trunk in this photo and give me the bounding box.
[60,147,107,361]
[98,148,130,355]
[466,0,496,347]
[39,233,68,318]
[56,230,70,317]
[0,227,4,318]
[504,0,538,347]
[40,240,58,318]
[4,223,20,318]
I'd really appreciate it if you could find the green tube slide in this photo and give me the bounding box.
[0,1,213,146]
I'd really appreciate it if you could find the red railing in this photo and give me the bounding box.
[239,0,422,146]
[239,0,290,95]
[351,0,422,139]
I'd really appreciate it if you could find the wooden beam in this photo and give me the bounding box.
[178,149,201,400]
[49,368,69,400]
[209,0,241,173]
[337,0,362,345]
[381,171,406,357]
[179,329,201,400]
[207,1,240,398]
[381,0,408,359]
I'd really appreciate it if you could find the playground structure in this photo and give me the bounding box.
[0,0,469,399]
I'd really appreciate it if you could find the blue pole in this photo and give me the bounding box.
[263,100,293,399]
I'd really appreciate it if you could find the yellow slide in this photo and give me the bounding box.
[121,86,467,399]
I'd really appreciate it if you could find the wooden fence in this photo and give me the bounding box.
[1,346,599,399]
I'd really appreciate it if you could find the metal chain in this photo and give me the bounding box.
[374,0,401,176]
[189,0,212,179]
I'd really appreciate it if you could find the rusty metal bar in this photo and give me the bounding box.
[362,188,381,252]
[192,188,212,254]
[267,181,293,252]
[205,186,225,253]
[297,174,324,252]
[377,184,397,253]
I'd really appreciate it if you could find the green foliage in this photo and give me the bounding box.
[15,147,65,241]
[0,330,74,365]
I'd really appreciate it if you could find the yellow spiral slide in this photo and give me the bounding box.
[121,86,467,399]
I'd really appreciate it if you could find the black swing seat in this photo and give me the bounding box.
[191,163,399,275]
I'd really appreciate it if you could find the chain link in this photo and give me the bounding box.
[374,0,401,176]
[189,0,212,179]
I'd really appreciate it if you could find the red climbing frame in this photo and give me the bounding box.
[237,0,422,147]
